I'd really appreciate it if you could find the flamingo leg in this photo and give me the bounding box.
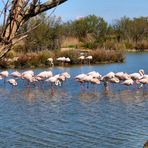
[51,84,54,96]
[80,83,85,92]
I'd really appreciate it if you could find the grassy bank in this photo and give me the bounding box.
[0,49,125,69]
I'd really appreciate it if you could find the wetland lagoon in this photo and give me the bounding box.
[0,52,148,148]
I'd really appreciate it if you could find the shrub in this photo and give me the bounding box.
[90,49,124,64]
[37,50,53,65]
[5,50,17,59]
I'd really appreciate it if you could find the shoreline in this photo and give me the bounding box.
[0,61,124,70]
[126,49,148,52]
[0,49,148,69]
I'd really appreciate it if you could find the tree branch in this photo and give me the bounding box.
[26,0,67,17]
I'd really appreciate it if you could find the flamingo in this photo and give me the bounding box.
[78,56,85,64]
[130,69,144,80]
[101,72,115,90]
[75,73,87,90]
[90,78,100,85]
[75,73,87,82]
[7,79,17,86]
[57,57,66,65]
[109,77,120,83]
[61,72,71,79]
[65,57,71,63]
[47,58,54,66]
[121,78,134,91]
[58,72,70,83]
[136,78,148,88]
[143,74,148,79]
[46,76,61,86]
[37,71,52,79]
[0,70,9,83]
[58,74,66,82]
[80,75,93,89]
[0,75,3,80]
[87,71,102,79]
[22,73,36,88]
[102,72,115,80]
[86,56,93,64]
[46,76,61,95]
[10,71,22,78]
[22,70,34,77]
[0,70,9,77]
[115,72,130,81]
[109,77,120,90]
[122,79,134,86]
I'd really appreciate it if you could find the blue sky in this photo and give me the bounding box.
[53,0,148,23]
[0,0,147,24]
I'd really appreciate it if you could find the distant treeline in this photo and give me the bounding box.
[8,13,148,53]
[0,13,147,68]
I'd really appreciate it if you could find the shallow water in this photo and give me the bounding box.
[0,53,148,148]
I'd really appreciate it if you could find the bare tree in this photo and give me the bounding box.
[0,0,67,58]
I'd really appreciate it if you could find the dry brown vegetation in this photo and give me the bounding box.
[0,49,124,68]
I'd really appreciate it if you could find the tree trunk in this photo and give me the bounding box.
[0,0,67,59]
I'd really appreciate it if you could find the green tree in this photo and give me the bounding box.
[24,14,62,52]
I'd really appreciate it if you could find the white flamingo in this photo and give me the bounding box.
[0,70,9,77]
[57,57,66,65]
[46,76,61,86]
[58,74,66,82]
[47,58,54,66]
[7,79,17,86]
[122,79,134,91]
[101,72,115,90]
[87,71,102,79]
[130,69,144,80]
[102,72,115,80]
[86,55,93,64]
[115,72,130,81]
[22,73,36,88]
[80,75,93,89]
[110,77,120,83]
[10,71,22,78]
[61,72,71,79]
[65,57,71,63]
[78,56,85,64]
[75,73,87,82]
[90,78,100,85]
[75,73,87,90]
[0,70,9,83]
[37,71,52,79]
[22,70,34,76]
[137,78,148,88]
[46,75,61,95]
[58,72,70,82]
[0,75,3,80]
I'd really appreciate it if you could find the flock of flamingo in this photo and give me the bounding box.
[0,69,148,93]
[47,55,93,66]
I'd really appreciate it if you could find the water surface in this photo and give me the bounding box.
[0,53,148,148]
